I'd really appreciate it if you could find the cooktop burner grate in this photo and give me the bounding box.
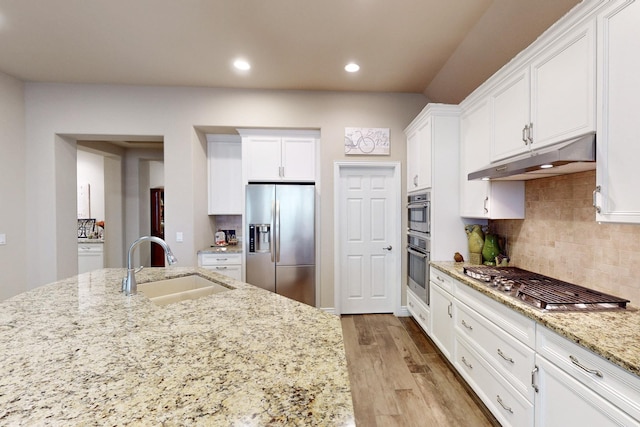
[463,266,630,311]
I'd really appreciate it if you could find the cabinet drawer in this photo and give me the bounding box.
[430,267,455,293]
[456,336,534,427]
[199,253,242,266]
[407,287,430,334]
[456,300,536,402]
[455,281,536,348]
[536,326,640,422]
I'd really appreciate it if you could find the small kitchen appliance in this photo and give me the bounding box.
[407,231,431,304]
[407,191,430,234]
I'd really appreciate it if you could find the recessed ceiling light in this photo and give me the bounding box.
[540,164,554,169]
[345,63,360,73]
[233,59,251,71]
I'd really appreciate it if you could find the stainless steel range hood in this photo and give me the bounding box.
[468,133,596,181]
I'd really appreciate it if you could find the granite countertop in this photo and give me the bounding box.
[431,261,640,378]
[198,243,243,254]
[0,267,354,425]
[78,238,104,244]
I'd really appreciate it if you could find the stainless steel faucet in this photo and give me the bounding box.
[122,236,178,295]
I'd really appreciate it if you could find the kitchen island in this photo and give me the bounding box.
[0,268,354,426]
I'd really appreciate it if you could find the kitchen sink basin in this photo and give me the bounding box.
[138,274,232,306]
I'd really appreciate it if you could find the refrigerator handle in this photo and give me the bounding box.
[275,200,281,263]
[270,201,275,262]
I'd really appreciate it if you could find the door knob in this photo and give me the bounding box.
[383,245,392,251]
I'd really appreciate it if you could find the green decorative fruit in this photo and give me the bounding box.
[482,234,500,265]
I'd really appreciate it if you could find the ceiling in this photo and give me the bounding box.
[0,0,580,104]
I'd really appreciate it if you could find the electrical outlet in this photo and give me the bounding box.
[0,233,6,245]
[176,232,183,242]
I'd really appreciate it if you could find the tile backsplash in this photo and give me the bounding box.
[491,170,640,306]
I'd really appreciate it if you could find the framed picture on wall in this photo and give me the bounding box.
[344,127,390,155]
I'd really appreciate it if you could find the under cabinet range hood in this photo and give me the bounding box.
[468,133,596,181]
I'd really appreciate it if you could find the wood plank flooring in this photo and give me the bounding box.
[341,314,500,427]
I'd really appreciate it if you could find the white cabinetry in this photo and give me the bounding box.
[535,326,640,426]
[406,287,430,334]
[240,129,318,182]
[405,104,467,259]
[429,267,455,360]
[78,242,104,273]
[198,252,242,281]
[459,96,525,219]
[595,0,640,223]
[207,135,242,215]
[405,115,431,191]
[490,20,596,162]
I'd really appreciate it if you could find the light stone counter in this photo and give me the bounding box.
[0,267,354,426]
[431,261,640,378]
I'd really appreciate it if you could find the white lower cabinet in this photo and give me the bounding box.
[429,280,454,360]
[198,253,242,281]
[425,268,640,427]
[456,336,534,427]
[535,326,640,426]
[534,355,639,427]
[406,287,430,334]
[78,242,104,274]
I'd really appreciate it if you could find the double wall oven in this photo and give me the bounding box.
[407,191,431,304]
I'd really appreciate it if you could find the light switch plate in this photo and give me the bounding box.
[0,233,6,245]
[176,232,183,242]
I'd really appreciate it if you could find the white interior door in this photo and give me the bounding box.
[336,163,400,314]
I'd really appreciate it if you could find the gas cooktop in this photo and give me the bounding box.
[463,266,630,312]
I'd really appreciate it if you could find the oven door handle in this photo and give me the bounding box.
[407,247,429,259]
[407,202,429,209]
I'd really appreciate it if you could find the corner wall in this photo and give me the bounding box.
[0,71,26,300]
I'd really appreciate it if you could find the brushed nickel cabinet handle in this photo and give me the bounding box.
[570,355,603,378]
[497,395,514,414]
[462,356,473,369]
[461,319,473,331]
[497,348,514,364]
[593,185,601,214]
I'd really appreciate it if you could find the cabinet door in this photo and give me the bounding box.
[490,67,531,162]
[208,141,242,215]
[405,116,431,192]
[281,137,315,181]
[406,126,420,191]
[430,282,454,360]
[460,97,491,217]
[419,117,432,189]
[531,20,595,149]
[596,0,640,223]
[535,356,639,427]
[245,136,282,181]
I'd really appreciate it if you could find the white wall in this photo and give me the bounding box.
[23,83,427,308]
[0,71,27,300]
[77,149,105,221]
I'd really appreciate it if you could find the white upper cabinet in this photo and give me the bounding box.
[207,135,242,215]
[595,0,640,223]
[405,114,432,191]
[460,96,525,219]
[490,19,596,162]
[240,130,317,182]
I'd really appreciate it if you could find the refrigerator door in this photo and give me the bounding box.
[245,184,276,293]
[275,184,315,305]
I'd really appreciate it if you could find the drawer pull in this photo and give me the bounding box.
[496,395,513,414]
[461,319,473,331]
[215,266,228,270]
[419,314,426,322]
[436,275,445,283]
[461,356,473,369]
[408,301,414,308]
[216,258,228,261]
[570,355,603,378]
[497,348,514,364]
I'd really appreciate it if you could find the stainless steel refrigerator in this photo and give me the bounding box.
[245,183,315,306]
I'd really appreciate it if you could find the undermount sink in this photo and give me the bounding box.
[138,274,232,306]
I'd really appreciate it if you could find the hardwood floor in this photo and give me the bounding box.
[341,314,500,427]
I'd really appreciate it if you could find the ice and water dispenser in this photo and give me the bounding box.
[248,224,271,253]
